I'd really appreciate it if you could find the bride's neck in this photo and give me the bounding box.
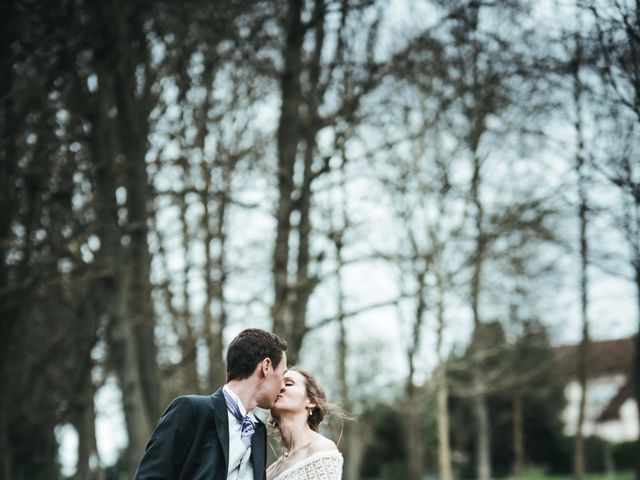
[278,413,313,450]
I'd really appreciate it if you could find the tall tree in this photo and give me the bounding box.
[110,0,163,426]
[570,24,591,480]
[0,1,107,476]
[0,0,21,472]
[582,3,640,476]
[90,57,151,474]
[369,94,463,480]
[272,0,381,363]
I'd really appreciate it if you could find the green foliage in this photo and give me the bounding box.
[611,441,636,472]
[359,403,408,479]
[448,319,570,477]
[104,454,129,480]
[584,436,611,473]
[513,472,633,480]
[357,393,448,479]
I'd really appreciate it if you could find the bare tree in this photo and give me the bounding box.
[581,3,640,476]
[90,61,152,473]
[419,2,538,476]
[570,26,591,480]
[272,0,381,363]
[369,102,464,480]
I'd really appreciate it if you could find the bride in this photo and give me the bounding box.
[266,368,343,480]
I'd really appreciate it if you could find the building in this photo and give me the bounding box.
[554,336,638,443]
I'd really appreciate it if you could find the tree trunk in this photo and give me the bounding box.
[193,55,227,392]
[206,183,228,389]
[120,107,162,425]
[470,151,491,480]
[272,0,328,364]
[437,363,453,480]
[332,163,367,480]
[405,389,425,480]
[436,275,453,480]
[574,330,589,480]
[112,15,162,426]
[513,394,525,477]
[572,29,590,480]
[0,1,18,475]
[289,140,315,361]
[73,381,100,480]
[335,218,362,480]
[635,262,640,480]
[473,383,491,480]
[627,180,640,480]
[180,186,200,392]
[272,0,304,344]
[346,423,372,480]
[405,269,426,480]
[91,65,150,476]
[167,146,199,394]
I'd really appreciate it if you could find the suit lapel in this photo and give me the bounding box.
[251,420,266,480]
[212,388,230,474]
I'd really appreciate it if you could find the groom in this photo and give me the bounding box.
[135,328,288,480]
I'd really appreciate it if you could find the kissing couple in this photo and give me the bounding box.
[135,328,343,480]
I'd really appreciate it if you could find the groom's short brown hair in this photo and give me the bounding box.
[226,328,287,381]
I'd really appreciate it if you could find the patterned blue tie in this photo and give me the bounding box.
[223,389,256,448]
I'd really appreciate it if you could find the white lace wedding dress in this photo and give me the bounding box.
[272,451,343,480]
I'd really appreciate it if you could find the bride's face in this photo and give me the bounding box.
[271,370,313,415]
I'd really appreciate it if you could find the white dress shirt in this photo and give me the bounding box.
[223,385,255,480]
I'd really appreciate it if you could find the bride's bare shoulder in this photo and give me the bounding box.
[308,433,339,454]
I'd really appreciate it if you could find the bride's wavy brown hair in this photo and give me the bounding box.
[269,367,333,432]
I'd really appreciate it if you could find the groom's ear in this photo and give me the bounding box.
[259,357,272,376]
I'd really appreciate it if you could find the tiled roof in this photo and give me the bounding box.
[553,335,637,422]
[552,336,635,379]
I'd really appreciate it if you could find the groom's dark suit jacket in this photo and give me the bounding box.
[134,388,266,480]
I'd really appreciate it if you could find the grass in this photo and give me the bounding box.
[511,473,633,480]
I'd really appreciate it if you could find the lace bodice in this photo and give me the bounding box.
[272,451,343,480]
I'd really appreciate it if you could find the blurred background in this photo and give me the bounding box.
[1,0,638,479]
